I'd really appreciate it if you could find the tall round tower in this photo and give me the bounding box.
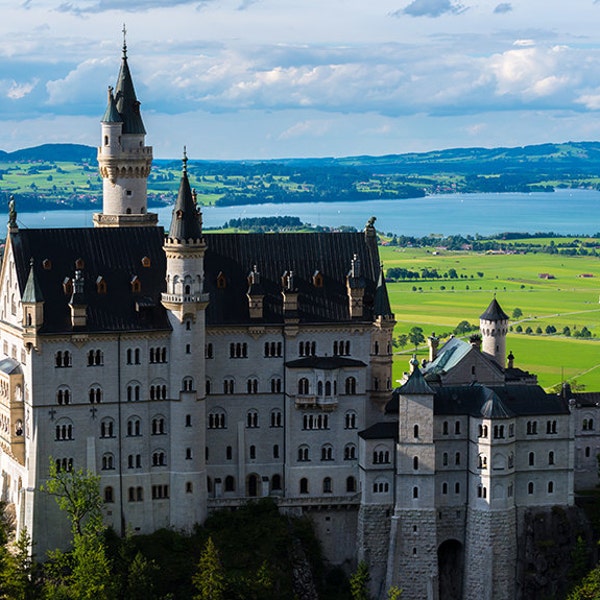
[479,297,509,367]
[94,34,156,227]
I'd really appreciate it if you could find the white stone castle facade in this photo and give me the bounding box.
[0,41,598,600]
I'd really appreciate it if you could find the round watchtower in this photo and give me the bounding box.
[479,297,509,367]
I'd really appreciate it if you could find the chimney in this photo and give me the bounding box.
[427,333,439,362]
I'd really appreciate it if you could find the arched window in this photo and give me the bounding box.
[528,482,534,495]
[56,386,71,405]
[246,410,259,428]
[298,445,310,462]
[548,481,554,494]
[247,378,258,394]
[413,424,419,438]
[225,476,235,492]
[346,476,357,493]
[298,378,309,395]
[88,386,102,404]
[321,444,333,461]
[412,486,419,499]
[548,451,555,465]
[413,456,419,470]
[55,419,73,441]
[182,377,194,392]
[323,477,333,494]
[101,453,114,470]
[300,478,309,494]
[345,411,357,429]
[127,417,141,437]
[442,452,448,466]
[270,409,282,428]
[528,452,535,466]
[442,482,448,495]
[344,444,356,460]
[151,450,166,467]
[151,417,166,435]
[345,377,357,395]
[100,418,114,438]
[104,487,114,503]
[208,409,226,429]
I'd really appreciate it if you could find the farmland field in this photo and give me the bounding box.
[379,244,600,391]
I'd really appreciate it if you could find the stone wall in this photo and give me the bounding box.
[357,504,393,599]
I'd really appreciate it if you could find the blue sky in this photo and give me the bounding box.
[2,0,600,158]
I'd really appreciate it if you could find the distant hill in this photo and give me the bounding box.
[2,144,96,163]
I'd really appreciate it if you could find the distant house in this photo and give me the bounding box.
[538,273,556,279]
[579,273,594,278]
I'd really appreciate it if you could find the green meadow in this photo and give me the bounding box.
[380,245,600,391]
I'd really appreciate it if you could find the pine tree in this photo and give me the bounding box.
[125,552,158,600]
[350,561,371,600]
[192,537,226,600]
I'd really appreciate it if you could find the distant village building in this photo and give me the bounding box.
[0,39,597,600]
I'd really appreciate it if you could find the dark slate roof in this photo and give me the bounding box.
[10,227,169,334]
[387,382,569,417]
[203,231,382,325]
[572,392,600,407]
[114,45,146,135]
[359,421,398,441]
[22,262,43,303]
[101,87,122,124]
[285,356,366,369]
[168,167,203,242]
[398,366,434,395]
[373,268,393,318]
[480,297,509,321]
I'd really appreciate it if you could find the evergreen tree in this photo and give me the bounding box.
[192,537,225,600]
[350,561,370,600]
[124,552,158,600]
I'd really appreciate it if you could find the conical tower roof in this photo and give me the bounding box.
[102,86,122,124]
[480,297,509,321]
[114,40,146,134]
[22,259,43,303]
[373,267,393,318]
[168,151,203,242]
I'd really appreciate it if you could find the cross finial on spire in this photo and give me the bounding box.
[122,23,127,58]
[182,146,188,174]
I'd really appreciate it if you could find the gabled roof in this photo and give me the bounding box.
[203,231,382,325]
[423,336,470,376]
[10,227,169,334]
[114,44,146,135]
[480,297,509,321]
[168,159,203,242]
[285,356,366,370]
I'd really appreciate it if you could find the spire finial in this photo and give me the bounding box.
[8,195,17,229]
[122,23,127,58]
[182,146,188,174]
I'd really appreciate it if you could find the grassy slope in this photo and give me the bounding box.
[380,245,600,391]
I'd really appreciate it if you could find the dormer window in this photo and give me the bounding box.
[96,276,107,294]
[216,272,227,289]
[141,256,151,268]
[131,276,141,294]
[313,270,323,288]
[75,258,85,270]
[42,259,52,270]
[176,210,183,220]
[63,277,73,297]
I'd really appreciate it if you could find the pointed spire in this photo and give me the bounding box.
[102,86,122,123]
[168,149,203,242]
[398,363,434,395]
[373,266,393,318]
[7,195,17,231]
[114,29,146,135]
[22,259,43,303]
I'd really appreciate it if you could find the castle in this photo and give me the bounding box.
[0,40,598,600]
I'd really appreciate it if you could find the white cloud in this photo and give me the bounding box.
[4,79,38,100]
[398,0,466,18]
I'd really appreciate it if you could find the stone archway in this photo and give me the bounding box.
[438,539,464,600]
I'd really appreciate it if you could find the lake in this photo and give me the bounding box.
[5,189,600,237]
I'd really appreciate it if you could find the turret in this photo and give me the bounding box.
[479,297,509,368]
[94,33,156,227]
[22,258,44,349]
